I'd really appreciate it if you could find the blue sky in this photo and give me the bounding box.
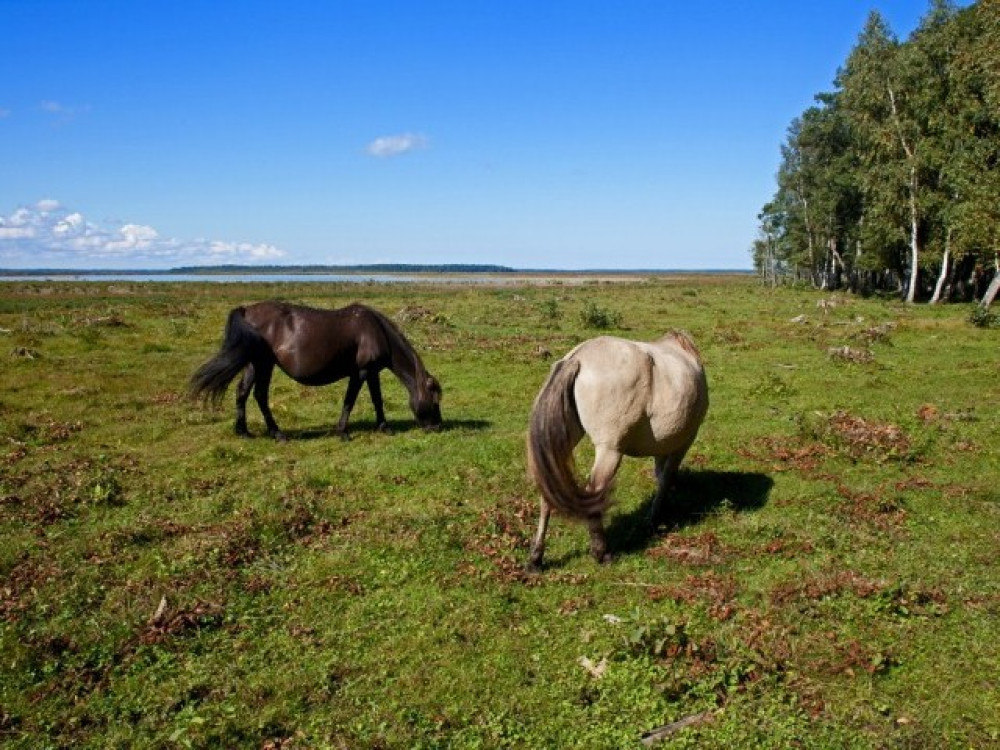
[0,1,961,270]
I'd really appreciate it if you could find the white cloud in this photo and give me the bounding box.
[365,132,429,158]
[207,240,284,260]
[54,212,84,234]
[104,223,159,252]
[39,100,91,123]
[0,226,34,240]
[0,199,287,268]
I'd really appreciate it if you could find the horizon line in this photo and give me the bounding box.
[0,263,753,275]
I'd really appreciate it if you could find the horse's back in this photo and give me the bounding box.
[240,301,387,382]
[243,300,358,328]
[571,336,652,402]
[570,334,707,455]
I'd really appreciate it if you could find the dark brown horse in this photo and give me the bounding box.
[190,301,442,440]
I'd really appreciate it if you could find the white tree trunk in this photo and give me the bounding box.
[981,273,1000,310]
[905,165,920,303]
[930,229,951,304]
[831,239,845,275]
[888,86,921,304]
[797,187,816,285]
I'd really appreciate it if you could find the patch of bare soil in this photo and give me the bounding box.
[463,494,538,584]
[647,570,740,621]
[826,411,912,462]
[1,554,63,622]
[738,437,834,473]
[832,483,908,531]
[769,570,887,608]
[646,531,733,567]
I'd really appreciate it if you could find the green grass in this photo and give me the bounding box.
[1,276,997,748]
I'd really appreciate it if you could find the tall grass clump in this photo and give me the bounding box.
[580,300,622,329]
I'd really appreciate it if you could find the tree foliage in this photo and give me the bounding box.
[756,0,1000,303]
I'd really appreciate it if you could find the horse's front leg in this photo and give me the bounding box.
[365,371,391,433]
[526,499,551,573]
[335,374,364,440]
[252,360,286,441]
[234,365,255,437]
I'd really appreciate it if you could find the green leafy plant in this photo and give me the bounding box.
[580,301,622,329]
[539,298,560,321]
[969,304,999,328]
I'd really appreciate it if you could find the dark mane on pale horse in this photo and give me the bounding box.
[661,329,702,362]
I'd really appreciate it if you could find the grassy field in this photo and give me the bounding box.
[1,275,997,748]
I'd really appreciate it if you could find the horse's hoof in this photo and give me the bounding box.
[272,431,288,442]
[524,560,544,575]
[235,430,252,439]
[596,552,614,565]
[337,431,352,442]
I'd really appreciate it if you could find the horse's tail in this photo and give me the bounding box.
[526,357,608,519]
[188,307,264,405]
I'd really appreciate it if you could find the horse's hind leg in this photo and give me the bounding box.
[649,441,694,523]
[526,499,552,573]
[234,365,255,437]
[586,513,611,564]
[585,447,621,564]
[251,360,286,441]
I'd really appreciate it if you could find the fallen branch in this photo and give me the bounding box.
[607,581,664,588]
[641,711,714,745]
[150,595,168,626]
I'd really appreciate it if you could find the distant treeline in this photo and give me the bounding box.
[754,0,999,304]
[171,263,518,274]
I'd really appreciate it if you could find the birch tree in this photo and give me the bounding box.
[753,1,1000,304]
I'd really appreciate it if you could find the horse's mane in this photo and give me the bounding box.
[361,304,427,377]
[663,329,703,363]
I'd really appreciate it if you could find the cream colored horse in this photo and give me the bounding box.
[526,332,708,571]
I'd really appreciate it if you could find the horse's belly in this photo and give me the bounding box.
[623,415,698,456]
[294,371,343,386]
[281,360,353,386]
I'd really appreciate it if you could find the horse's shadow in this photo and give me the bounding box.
[604,469,774,558]
[536,470,772,570]
[276,418,492,441]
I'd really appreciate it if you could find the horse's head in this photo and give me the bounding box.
[411,375,443,430]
